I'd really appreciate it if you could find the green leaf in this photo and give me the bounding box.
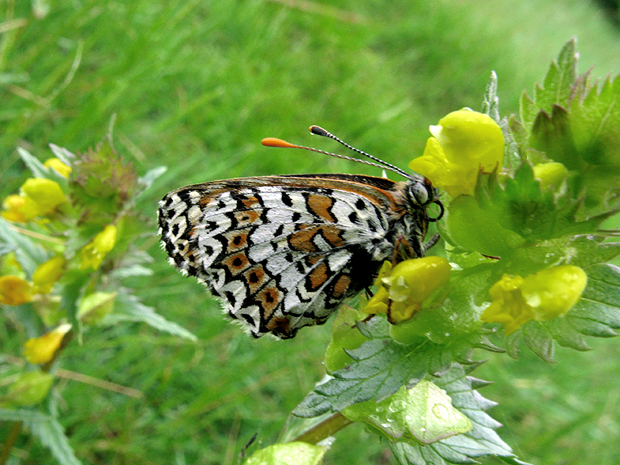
[0,408,54,422]
[243,442,326,465]
[28,416,82,465]
[137,166,167,193]
[533,38,577,113]
[324,305,367,373]
[342,381,472,444]
[0,217,49,276]
[17,147,51,179]
[48,143,76,167]
[482,71,500,124]
[388,364,527,465]
[109,292,197,341]
[293,311,483,417]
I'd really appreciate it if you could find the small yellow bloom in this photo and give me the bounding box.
[32,256,66,294]
[1,195,33,222]
[533,162,568,193]
[80,225,117,270]
[24,323,72,364]
[21,178,67,214]
[409,109,504,198]
[481,266,587,334]
[44,158,72,178]
[364,257,451,323]
[0,275,32,305]
[1,178,67,222]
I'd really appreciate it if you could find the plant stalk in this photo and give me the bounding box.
[292,412,353,444]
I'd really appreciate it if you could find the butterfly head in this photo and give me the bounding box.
[407,176,443,222]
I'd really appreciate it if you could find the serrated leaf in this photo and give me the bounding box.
[293,316,480,417]
[518,91,539,132]
[110,292,197,341]
[28,416,81,465]
[389,364,526,465]
[342,381,472,444]
[529,105,581,170]
[533,38,577,112]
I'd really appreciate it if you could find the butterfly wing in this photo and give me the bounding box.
[158,175,409,338]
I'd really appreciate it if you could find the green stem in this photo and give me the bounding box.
[0,421,23,465]
[292,412,353,444]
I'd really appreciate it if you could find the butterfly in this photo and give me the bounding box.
[158,126,443,339]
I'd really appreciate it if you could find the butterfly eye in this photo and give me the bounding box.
[409,182,430,205]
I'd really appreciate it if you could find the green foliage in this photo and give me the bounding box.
[275,40,620,464]
[0,140,193,463]
[3,1,620,464]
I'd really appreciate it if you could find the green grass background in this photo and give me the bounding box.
[2,0,620,463]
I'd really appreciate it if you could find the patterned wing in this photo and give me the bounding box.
[158,175,401,338]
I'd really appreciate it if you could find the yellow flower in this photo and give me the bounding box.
[409,109,504,198]
[533,162,568,193]
[481,266,587,334]
[80,225,117,270]
[24,323,72,364]
[364,257,451,323]
[1,195,34,222]
[44,158,72,178]
[0,275,32,305]
[21,178,67,213]
[1,178,67,223]
[32,256,66,294]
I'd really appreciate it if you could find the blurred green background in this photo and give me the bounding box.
[2,0,620,463]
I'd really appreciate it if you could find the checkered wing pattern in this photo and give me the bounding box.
[158,174,425,338]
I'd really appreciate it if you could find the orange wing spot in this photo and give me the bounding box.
[319,225,345,248]
[306,254,324,266]
[332,274,352,299]
[241,195,260,208]
[222,252,251,275]
[227,231,249,250]
[244,264,268,294]
[256,286,281,318]
[307,262,329,291]
[199,195,215,206]
[266,316,292,336]
[307,194,336,222]
[234,209,262,226]
[289,228,318,252]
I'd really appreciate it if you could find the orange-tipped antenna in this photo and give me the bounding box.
[261,138,300,149]
[261,128,414,180]
[309,125,412,179]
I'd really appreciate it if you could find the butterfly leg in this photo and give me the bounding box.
[392,235,416,266]
[423,233,440,253]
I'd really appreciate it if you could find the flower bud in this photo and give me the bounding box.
[409,109,504,197]
[24,323,72,364]
[0,275,32,305]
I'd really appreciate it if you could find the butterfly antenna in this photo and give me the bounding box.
[261,131,414,180]
[309,125,413,179]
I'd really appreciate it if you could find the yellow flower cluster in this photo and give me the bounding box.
[481,266,588,334]
[0,256,66,305]
[364,256,451,323]
[409,110,504,198]
[2,177,67,223]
